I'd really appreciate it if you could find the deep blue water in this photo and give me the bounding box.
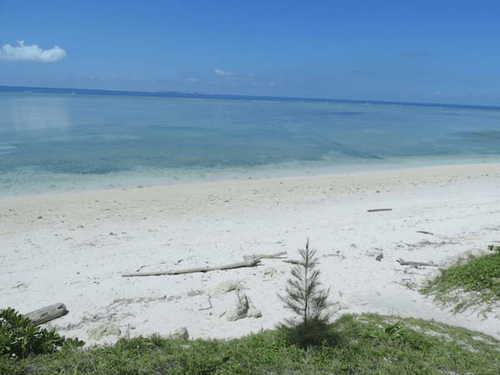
[1,89,500,195]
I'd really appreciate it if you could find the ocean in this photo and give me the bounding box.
[1,88,500,195]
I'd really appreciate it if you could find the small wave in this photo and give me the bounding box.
[0,144,17,151]
[41,134,141,143]
[0,144,16,155]
[455,130,500,141]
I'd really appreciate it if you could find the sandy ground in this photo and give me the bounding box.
[1,163,500,345]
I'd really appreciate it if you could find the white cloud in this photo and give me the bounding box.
[214,68,235,77]
[213,68,255,80]
[0,41,67,63]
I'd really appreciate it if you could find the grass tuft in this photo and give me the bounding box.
[421,245,500,312]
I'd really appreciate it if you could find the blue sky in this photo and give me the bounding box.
[1,0,499,104]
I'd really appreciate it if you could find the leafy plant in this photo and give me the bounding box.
[421,245,500,312]
[0,307,84,359]
[278,239,336,347]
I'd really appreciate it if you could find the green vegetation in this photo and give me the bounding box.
[0,308,84,360]
[3,244,499,374]
[421,245,500,312]
[278,239,336,348]
[1,313,499,375]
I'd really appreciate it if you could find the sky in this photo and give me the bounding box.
[1,0,499,105]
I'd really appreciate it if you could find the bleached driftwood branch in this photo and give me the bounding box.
[123,251,287,278]
[367,208,393,212]
[243,251,287,262]
[397,258,438,267]
[122,258,262,277]
[24,303,68,326]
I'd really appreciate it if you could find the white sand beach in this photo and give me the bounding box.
[1,163,500,345]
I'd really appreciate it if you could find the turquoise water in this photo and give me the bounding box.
[1,91,500,195]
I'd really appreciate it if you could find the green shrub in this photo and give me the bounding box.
[0,308,84,359]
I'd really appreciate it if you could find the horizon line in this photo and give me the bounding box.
[1,84,499,111]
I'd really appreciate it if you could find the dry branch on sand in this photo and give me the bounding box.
[122,252,287,277]
[122,259,261,277]
[397,258,438,267]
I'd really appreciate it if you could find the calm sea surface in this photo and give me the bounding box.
[1,92,500,195]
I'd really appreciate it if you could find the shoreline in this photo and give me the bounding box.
[2,158,500,200]
[1,162,500,345]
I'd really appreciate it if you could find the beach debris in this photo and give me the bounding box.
[198,296,213,311]
[416,230,434,236]
[226,292,262,321]
[322,250,345,259]
[398,239,458,250]
[24,303,68,326]
[242,251,287,262]
[13,282,28,289]
[122,258,261,277]
[123,252,287,277]
[375,253,384,262]
[322,253,335,258]
[263,267,279,281]
[169,327,189,340]
[367,208,393,213]
[396,258,438,268]
[135,264,149,272]
[87,323,121,341]
[110,296,168,307]
[209,280,243,297]
[134,261,169,272]
[167,295,182,302]
[187,289,204,297]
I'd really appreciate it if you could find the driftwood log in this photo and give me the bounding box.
[122,258,262,277]
[367,208,393,213]
[397,258,437,267]
[24,303,68,326]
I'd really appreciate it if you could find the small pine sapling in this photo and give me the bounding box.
[279,239,336,347]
